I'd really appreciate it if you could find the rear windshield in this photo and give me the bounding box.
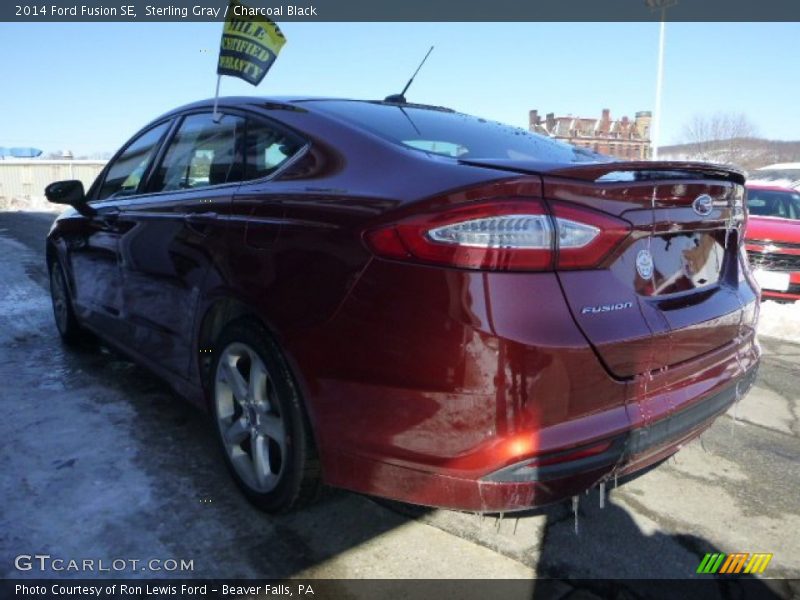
[747,189,800,219]
[306,100,601,163]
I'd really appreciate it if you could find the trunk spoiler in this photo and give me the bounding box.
[459,158,746,186]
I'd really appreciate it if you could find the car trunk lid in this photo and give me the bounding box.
[464,158,748,378]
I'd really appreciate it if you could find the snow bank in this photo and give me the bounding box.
[758,299,800,344]
[0,195,62,213]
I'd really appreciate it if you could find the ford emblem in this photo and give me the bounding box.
[692,194,714,217]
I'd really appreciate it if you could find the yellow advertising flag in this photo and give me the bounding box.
[217,0,286,86]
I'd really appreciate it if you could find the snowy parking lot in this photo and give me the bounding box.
[0,211,798,598]
[759,300,800,345]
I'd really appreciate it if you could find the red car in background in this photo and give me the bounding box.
[745,184,800,302]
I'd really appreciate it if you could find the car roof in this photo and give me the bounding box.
[746,183,799,193]
[154,96,456,120]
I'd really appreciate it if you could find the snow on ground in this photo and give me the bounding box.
[0,235,53,345]
[0,195,62,213]
[0,233,173,576]
[758,299,800,344]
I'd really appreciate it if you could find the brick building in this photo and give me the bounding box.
[529,109,653,160]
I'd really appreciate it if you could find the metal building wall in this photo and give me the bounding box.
[0,160,106,211]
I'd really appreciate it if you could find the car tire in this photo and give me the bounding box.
[210,318,321,513]
[49,259,87,345]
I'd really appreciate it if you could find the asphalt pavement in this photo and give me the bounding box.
[0,211,798,599]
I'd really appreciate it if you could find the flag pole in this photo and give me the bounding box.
[212,74,222,122]
[651,7,666,160]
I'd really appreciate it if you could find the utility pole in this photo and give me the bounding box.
[647,0,677,160]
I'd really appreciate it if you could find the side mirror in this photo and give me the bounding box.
[44,180,95,216]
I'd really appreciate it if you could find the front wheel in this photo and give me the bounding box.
[210,319,321,513]
[49,259,87,344]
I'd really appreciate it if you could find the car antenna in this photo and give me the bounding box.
[384,46,434,104]
[398,106,421,135]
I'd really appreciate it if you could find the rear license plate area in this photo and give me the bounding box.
[753,269,790,291]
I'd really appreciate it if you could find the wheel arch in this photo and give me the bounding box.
[45,240,57,267]
[45,239,78,304]
[196,297,258,393]
[195,295,325,475]
[194,297,319,432]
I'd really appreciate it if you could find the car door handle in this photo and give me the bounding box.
[184,211,218,235]
[185,211,218,224]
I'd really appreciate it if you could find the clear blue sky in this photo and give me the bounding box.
[1,21,798,155]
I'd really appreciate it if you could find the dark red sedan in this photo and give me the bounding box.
[44,97,760,513]
[745,184,800,302]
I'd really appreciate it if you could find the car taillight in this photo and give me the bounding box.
[551,203,632,269]
[428,214,552,249]
[364,199,630,271]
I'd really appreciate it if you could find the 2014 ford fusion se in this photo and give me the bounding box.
[44,97,761,513]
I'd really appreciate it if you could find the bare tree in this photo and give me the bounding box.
[680,112,760,167]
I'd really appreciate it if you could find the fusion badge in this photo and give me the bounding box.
[581,301,633,315]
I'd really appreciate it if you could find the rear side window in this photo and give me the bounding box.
[305,100,600,163]
[97,122,170,200]
[150,113,245,193]
[747,189,800,219]
[244,119,305,180]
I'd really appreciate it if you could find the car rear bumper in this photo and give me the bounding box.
[321,333,760,513]
[486,361,758,485]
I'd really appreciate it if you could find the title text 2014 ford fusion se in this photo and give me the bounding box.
[44,97,760,513]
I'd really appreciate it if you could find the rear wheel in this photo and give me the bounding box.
[210,319,321,513]
[49,260,86,344]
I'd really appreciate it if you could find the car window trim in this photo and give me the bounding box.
[142,109,252,197]
[245,141,311,185]
[139,115,184,196]
[221,106,312,182]
[239,113,309,183]
[130,145,311,204]
[89,106,313,206]
[88,118,176,204]
[141,146,313,205]
[141,108,311,196]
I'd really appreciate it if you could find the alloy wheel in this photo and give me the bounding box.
[214,342,287,493]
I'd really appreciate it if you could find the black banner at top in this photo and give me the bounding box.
[4,0,800,22]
